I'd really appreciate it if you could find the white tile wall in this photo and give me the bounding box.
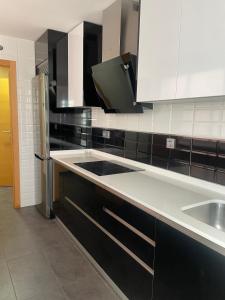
[92,98,225,139]
[0,34,36,207]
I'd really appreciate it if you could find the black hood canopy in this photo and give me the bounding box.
[92,53,143,113]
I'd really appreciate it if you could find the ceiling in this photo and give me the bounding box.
[0,0,115,41]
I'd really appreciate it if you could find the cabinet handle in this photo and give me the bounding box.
[64,196,154,276]
[103,207,156,248]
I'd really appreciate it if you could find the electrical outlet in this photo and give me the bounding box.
[102,130,110,139]
[166,138,176,149]
[81,139,87,147]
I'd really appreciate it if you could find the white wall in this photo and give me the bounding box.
[92,99,225,139]
[0,34,36,207]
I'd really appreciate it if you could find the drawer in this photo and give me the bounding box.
[99,205,155,268]
[96,187,156,242]
[55,196,153,300]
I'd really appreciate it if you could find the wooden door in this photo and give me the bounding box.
[0,66,13,186]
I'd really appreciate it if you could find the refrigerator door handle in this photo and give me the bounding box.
[35,153,51,161]
[35,153,44,161]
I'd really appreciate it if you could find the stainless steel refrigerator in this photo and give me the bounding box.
[32,73,53,218]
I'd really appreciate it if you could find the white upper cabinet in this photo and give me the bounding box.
[137,0,181,102]
[68,23,84,107]
[137,0,225,102]
[177,0,225,99]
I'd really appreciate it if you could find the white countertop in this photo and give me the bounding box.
[51,149,225,256]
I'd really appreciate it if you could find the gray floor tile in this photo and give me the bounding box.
[37,226,72,249]
[2,232,42,260]
[0,243,5,259]
[43,244,97,286]
[17,207,56,232]
[0,219,31,240]
[0,259,16,300]
[23,290,66,300]
[62,271,119,300]
[8,252,63,300]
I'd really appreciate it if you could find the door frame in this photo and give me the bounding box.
[0,60,20,208]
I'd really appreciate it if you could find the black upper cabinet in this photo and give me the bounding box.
[35,24,103,111]
[153,221,225,300]
[83,22,102,107]
[56,35,68,108]
[66,21,103,109]
[35,29,68,112]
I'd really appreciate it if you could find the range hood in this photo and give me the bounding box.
[92,0,143,113]
[92,53,142,113]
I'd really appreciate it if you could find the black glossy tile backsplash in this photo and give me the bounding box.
[168,161,190,176]
[91,127,225,186]
[106,130,125,148]
[218,141,225,156]
[192,138,217,154]
[190,165,215,182]
[191,152,216,168]
[50,108,92,150]
[215,170,225,185]
[175,136,192,150]
[152,134,170,168]
[217,156,225,170]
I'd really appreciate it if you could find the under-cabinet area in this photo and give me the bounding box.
[53,159,225,300]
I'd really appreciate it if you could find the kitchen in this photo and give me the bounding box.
[1,0,225,299]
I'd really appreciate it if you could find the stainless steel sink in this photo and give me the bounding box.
[183,201,225,233]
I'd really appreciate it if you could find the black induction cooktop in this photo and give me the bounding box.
[74,160,143,176]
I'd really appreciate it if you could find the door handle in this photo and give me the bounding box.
[2,130,11,133]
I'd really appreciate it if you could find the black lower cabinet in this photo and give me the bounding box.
[153,221,225,300]
[54,198,153,300]
[61,171,156,269]
[54,167,225,300]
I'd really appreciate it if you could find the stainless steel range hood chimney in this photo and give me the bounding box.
[91,0,144,113]
[102,0,140,61]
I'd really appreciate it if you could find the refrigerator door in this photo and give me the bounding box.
[33,74,52,218]
[33,73,50,159]
[34,155,52,218]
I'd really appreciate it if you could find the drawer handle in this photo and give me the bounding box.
[103,207,156,248]
[64,196,154,276]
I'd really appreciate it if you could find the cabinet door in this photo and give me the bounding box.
[137,0,181,102]
[153,221,225,300]
[68,23,84,107]
[177,0,225,99]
